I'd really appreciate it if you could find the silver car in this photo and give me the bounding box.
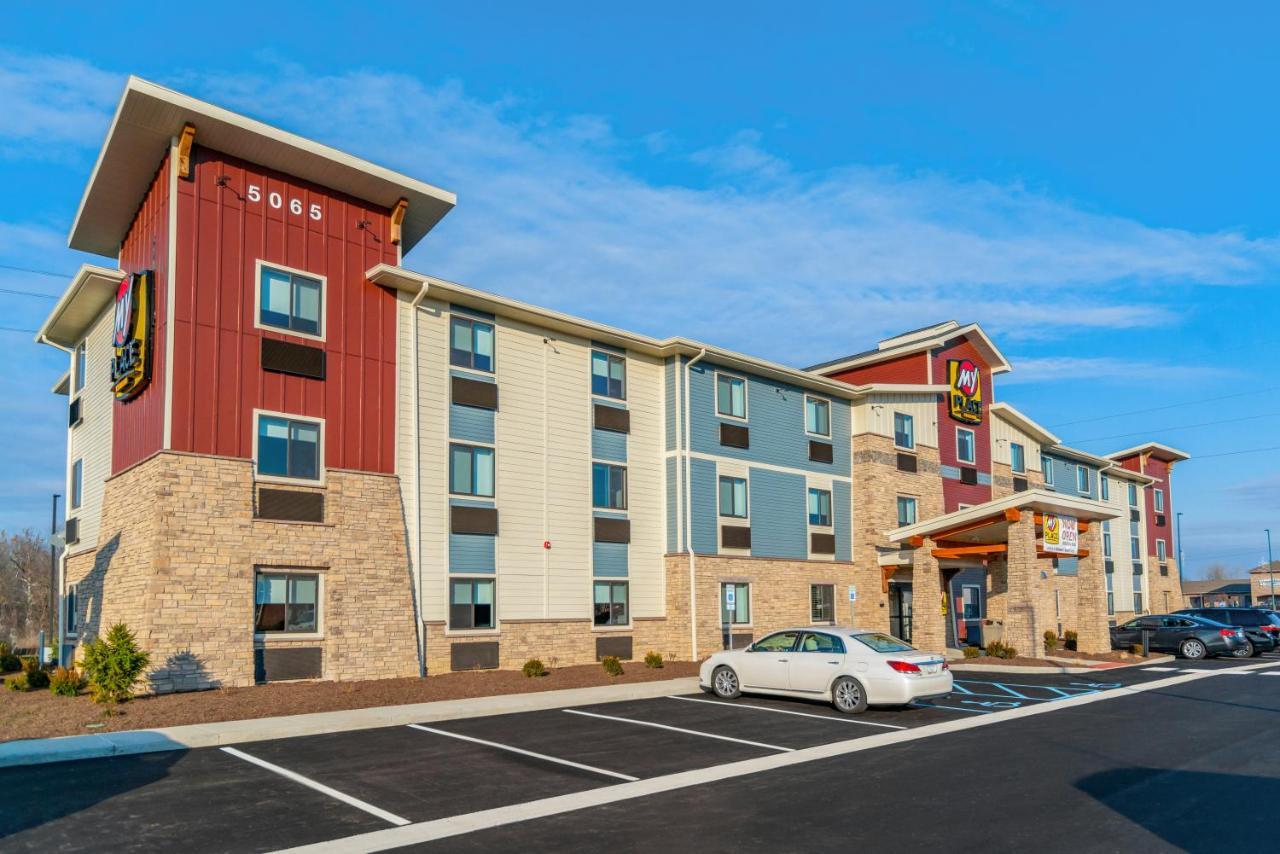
[699,627,952,714]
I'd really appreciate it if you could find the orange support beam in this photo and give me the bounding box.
[1036,549,1090,559]
[389,197,408,245]
[881,566,898,593]
[907,536,925,549]
[1031,512,1090,533]
[1004,508,1021,523]
[932,543,1008,559]
[177,123,196,179]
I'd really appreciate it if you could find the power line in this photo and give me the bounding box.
[1048,387,1277,428]
[0,286,58,300]
[0,263,72,279]
[0,326,38,335]
[1189,445,1280,460]
[1066,411,1280,444]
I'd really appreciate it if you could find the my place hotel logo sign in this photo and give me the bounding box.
[111,271,154,401]
[947,358,983,424]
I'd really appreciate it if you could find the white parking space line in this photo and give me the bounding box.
[1213,671,1253,675]
[1142,666,1178,672]
[1261,672,1280,676]
[564,708,794,752]
[668,695,906,730]
[219,746,409,827]
[407,724,638,782]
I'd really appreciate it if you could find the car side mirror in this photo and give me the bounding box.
[743,644,756,653]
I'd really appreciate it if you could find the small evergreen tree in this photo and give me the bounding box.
[81,623,151,704]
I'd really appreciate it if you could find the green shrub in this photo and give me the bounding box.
[601,655,624,676]
[962,646,981,659]
[643,651,663,669]
[1130,643,1144,656]
[0,652,19,673]
[984,640,1018,660]
[522,658,547,678]
[1043,630,1059,652]
[6,673,29,692]
[1064,630,1078,642]
[25,668,50,690]
[49,666,85,697]
[20,655,38,673]
[81,623,151,704]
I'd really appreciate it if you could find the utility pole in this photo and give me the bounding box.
[1267,528,1275,610]
[1176,511,1184,574]
[48,493,59,664]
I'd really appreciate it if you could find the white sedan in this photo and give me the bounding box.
[699,627,952,714]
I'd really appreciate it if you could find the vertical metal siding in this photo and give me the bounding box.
[933,338,993,512]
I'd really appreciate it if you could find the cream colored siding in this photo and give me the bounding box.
[66,309,114,557]
[1101,470,1148,610]
[991,414,1044,472]
[851,393,939,448]
[624,353,666,618]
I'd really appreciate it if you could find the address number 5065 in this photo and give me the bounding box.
[246,184,322,221]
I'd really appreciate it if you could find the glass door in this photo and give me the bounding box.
[889,583,913,643]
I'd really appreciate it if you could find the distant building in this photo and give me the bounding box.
[1251,562,1280,609]
[1182,579,1253,609]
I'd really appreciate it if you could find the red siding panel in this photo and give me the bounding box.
[171,147,400,474]
[113,153,171,474]
[933,337,994,513]
[1143,457,1174,558]
[826,351,928,386]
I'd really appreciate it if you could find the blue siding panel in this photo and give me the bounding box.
[592,428,628,462]
[450,404,495,444]
[748,467,808,560]
[593,542,629,577]
[690,457,719,554]
[833,480,852,561]
[1042,454,1098,500]
[666,456,679,553]
[450,533,495,573]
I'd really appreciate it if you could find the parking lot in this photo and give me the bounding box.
[3,653,1279,852]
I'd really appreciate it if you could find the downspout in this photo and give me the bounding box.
[38,334,73,665]
[410,281,430,676]
[684,348,707,660]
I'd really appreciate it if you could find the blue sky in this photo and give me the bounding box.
[1,3,1277,576]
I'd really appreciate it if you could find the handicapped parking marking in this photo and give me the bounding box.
[950,679,1107,703]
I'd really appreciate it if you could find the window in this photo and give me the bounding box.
[961,585,981,619]
[721,582,750,624]
[1101,474,1110,501]
[807,488,832,527]
[893,412,914,450]
[800,632,844,653]
[74,342,86,394]
[956,428,975,464]
[810,585,835,623]
[719,476,748,518]
[259,264,322,337]
[1132,572,1144,613]
[592,462,627,510]
[591,350,625,399]
[1103,521,1112,558]
[1130,534,1141,560]
[65,584,77,635]
[1127,483,1138,507]
[1153,489,1165,513]
[70,459,83,510]
[805,396,830,437]
[1076,465,1090,494]
[753,631,798,652]
[1105,574,1114,616]
[594,580,629,626]
[450,578,495,629]
[896,496,917,526]
[1010,442,1025,474]
[716,374,746,419]
[1156,539,1167,561]
[450,444,496,497]
[254,572,319,634]
[450,316,495,372]
[1044,460,1055,486]
[853,633,914,653]
[256,414,320,481]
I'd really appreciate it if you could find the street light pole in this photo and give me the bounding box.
[1267,528,1275,610]
[1176,511,1184,574]
[48,493,60,665]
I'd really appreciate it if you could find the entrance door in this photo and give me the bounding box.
[889,584,913,643]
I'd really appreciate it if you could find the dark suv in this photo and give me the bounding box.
[1177,608,1280,658]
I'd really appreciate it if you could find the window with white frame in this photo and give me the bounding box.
[1153,489,1165,513]
[450,444,496,497]
[1076,465,1090,494]
[1132,567,1144,612]
[721,582,750,624]
[1130,533,1141,560]
[591,350,625,399]
[716,374,747,419]
[259,264,322,337]
[254,571,319,634]
[65,584,78,635]
[74,341,87,394]
[956,428,975,464]
[1105,574,1114,615]
[450,578,495,629]
[1010,442,1026,474]
[1103,520,1112,558]
[592,462,627,510]
[897,496,917,526]
[719,476,748,518]
[450,315,495,372]
[893,412,914,450]
[1127,483,1138,507]
[808,488,831,526]
[805,396,830,437]
[594,580,629,626]
[1156,539,1167,561]
[256,414,321,481]
[1044,459,1055,486]
[1101,474,1110,501]
[810,584,835,623]
[70,458,83,510]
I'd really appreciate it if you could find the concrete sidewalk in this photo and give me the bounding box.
[0,676,702,769]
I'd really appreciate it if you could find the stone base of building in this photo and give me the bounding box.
[63,451,420,693]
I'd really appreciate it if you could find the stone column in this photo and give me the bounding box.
[1004,515,1054,657]
[911,540,947,653]
[1073,523,1111,654]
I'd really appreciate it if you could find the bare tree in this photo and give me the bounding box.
[0,529,53,647]
[1202,563,1231,581]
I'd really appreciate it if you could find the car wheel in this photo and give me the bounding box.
[1230,640,1257,658]
[831,676,869,715]
[1180,638,1208,660]
[711,666,741,699]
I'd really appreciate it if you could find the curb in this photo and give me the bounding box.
[0,676,703,769]
[950,654,1175,675]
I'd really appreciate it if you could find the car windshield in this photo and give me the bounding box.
[852,632,914,653]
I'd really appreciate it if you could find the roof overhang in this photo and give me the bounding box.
[990,401,1060,445]
[34,264,125,349]
[808,321,1013,377]
[51,371,71,396]
[1044,443,1116,469]
[368,264,865,400]
[70,77,456,258]
[852,383,950,397]
[887,489,1121,544]
[1106,443,1191,464]
[1104,466,1156,486]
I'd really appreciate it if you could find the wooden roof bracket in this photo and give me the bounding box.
[390,197,409,245]
[881,565,898,593]
[177,123,196,179]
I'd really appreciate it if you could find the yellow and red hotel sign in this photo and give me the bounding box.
[110,270,153,401]
[947,358,982,424]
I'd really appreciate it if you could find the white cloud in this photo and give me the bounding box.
[999,355,1229,386]
[0,49,119,158]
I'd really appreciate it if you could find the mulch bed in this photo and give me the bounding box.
[954,655,1063,668]
[1048,649,1149,664]
[0,660,700,744]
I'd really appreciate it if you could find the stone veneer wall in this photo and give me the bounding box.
[1146,558,1184,616]
[990,461,1045,500]
[64,451,420,692]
